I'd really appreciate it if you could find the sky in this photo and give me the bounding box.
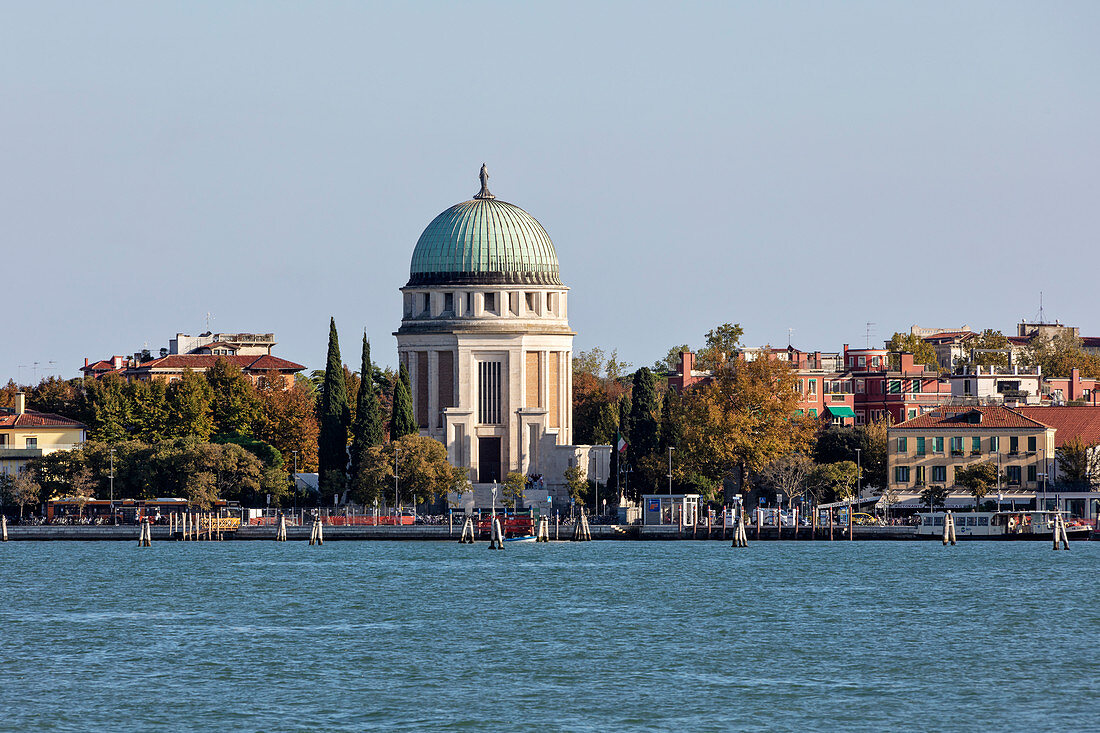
[2,1,1097,382]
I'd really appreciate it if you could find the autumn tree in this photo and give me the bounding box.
[956,329,1011,369]
[1023,333,1100,379]
[205,358,261,436]
[10,469,43,517]
[653,345,691,373]
[808,460,860,504]
[679,354,814,499]
[165,370,215,441]
[318,318,351,500]
[885,332,941,372]
[255,371,319,472]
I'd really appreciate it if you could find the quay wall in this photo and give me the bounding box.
[3,524,920,541]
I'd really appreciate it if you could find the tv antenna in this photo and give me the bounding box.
[204,312,215,332]
[865,322,877,349]
[787,328,795,347]
[1036,292,1046,324]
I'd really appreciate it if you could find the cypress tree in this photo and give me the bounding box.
[318,317,350,499]
[390,363,417,440]
[350,334,384,481]
[627,367,658,468]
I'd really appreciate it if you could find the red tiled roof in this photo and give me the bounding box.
[1014,406,1100,447]
[1081,337,1100,348]
[0,409,86,429]
[892,405,1049,430]
[131,354,304,372]
[81,360,119,372]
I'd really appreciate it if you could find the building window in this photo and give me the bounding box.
[478,361,502,424]
[950,436,964,455]
[797,379,804,394]
[856,380,865,394]
[916,437,926,455]
[808,408,817,418]
[964,380,972,396]
[933,437,944,453]
[546,292,553,314]
[421,293,431,316]
[1027,436,1036,453]
[858,356,866,367]
[1009,436,1019,454]
[808,379,817,395]
[972,437,981,454]
[911,379,922,393]
[1027,465,1037,482]
[526,292,537,314]
[25,437,38,449]
[888,379,901,394]
[1006,466,1021,485]
[466,292,472,315]
[932,465,947,483]
[914,466,926,485]
[443,292,454,315]
[990,436,999,452]
[483,292,496,314]
[895,466,910,483]
[897,437,907,453]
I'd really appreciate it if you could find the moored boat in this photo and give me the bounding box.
[915,510,1092,540]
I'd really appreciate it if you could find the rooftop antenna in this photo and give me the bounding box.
[205,312,215,332]
[787,328,795,347]
[1037,291,1045,324]
[48,360,57,377]
[865,322,876,349]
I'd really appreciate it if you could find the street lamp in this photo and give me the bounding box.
[109,447,116,525]
[668,447,675,495]
[394,446,400,520]
[854,447,861,522]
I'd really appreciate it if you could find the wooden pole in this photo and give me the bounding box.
[2,514,8,542]
[829,509,834,541]
[756,508,761,540]
[555,511,560,541]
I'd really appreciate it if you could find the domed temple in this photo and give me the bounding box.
[396,166,609,511]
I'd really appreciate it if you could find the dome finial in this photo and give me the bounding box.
[474,163,495,200]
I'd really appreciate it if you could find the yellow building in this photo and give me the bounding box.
[0,394,87,476]
[887,405,1054,508]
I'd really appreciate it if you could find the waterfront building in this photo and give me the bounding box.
[395,166,609,510]
[0,393,86,477]
[886,404,1100,521]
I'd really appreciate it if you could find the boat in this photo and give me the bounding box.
[502,534,537,543]
[915,510,1093,540]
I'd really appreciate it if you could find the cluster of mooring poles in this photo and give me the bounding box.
[1,514,7,542]
[174,511,221,542]
[572,512,592,541]
[535,515,550,542]
[275,513,288,541]
[487,516,506,550]
[1052,514,1071,550]
[731,506,748,548]
[309,517,324,546]
[458,517,476,544]
[137,519,152,547]
[942,511,957,546]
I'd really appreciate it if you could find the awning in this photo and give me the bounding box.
[825,405,855,418]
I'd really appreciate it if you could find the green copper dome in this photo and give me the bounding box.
[407,167,562,287]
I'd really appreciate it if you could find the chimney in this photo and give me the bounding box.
[84,357,89,367]
[15,393,26,415]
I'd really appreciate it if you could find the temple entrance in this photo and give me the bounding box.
[478,437,502,484]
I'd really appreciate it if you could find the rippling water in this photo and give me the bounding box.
[1,540,1096,732]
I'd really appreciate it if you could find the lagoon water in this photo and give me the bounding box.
[1,540,1096,732]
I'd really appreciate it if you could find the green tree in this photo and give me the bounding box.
[131,380,169,443]
[351,434,470,508]
[389,364,417,440]
[318,317,351,500]
[653,345,691,373]
[165,370,215,441]
[350,335,385,481]
[1057,438,1098,487]
[919,484,950,511]
[697,323,744,372]
[564,464,588,506]
[206,358,261,436]
[885,332,941,371]
[808,460,860,504]
[957,329,1011,369]
[954,461,997,510]
[502,471,527,509]
[87,373,135,442]
[814,425,862,464]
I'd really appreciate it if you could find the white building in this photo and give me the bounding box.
[395,166,609,511]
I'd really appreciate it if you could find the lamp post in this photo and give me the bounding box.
[668,447,675,495]
[854,447,861,522]
[109,447,116,525]
[394,445,400,519]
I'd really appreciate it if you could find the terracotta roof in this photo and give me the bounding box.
[81,359,123,372]
[1014,406,1100,447]
[131,354,304,372]
[892,405,1049,430]
[1081,337,1100,348]
[922,331,976,343]
[0,409,86,429]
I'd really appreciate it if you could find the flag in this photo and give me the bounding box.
[617,436,627,453]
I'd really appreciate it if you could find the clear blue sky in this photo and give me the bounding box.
[2,2,1097,382]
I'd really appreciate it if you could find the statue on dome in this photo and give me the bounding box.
[475,163,494,199]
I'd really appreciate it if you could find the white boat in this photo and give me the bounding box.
[915,510,1093,540]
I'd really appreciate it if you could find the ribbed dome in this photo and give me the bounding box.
[408,172,561,287]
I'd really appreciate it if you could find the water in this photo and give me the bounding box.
[1,540,1096,732]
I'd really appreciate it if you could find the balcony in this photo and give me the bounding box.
[0,443,82,459]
